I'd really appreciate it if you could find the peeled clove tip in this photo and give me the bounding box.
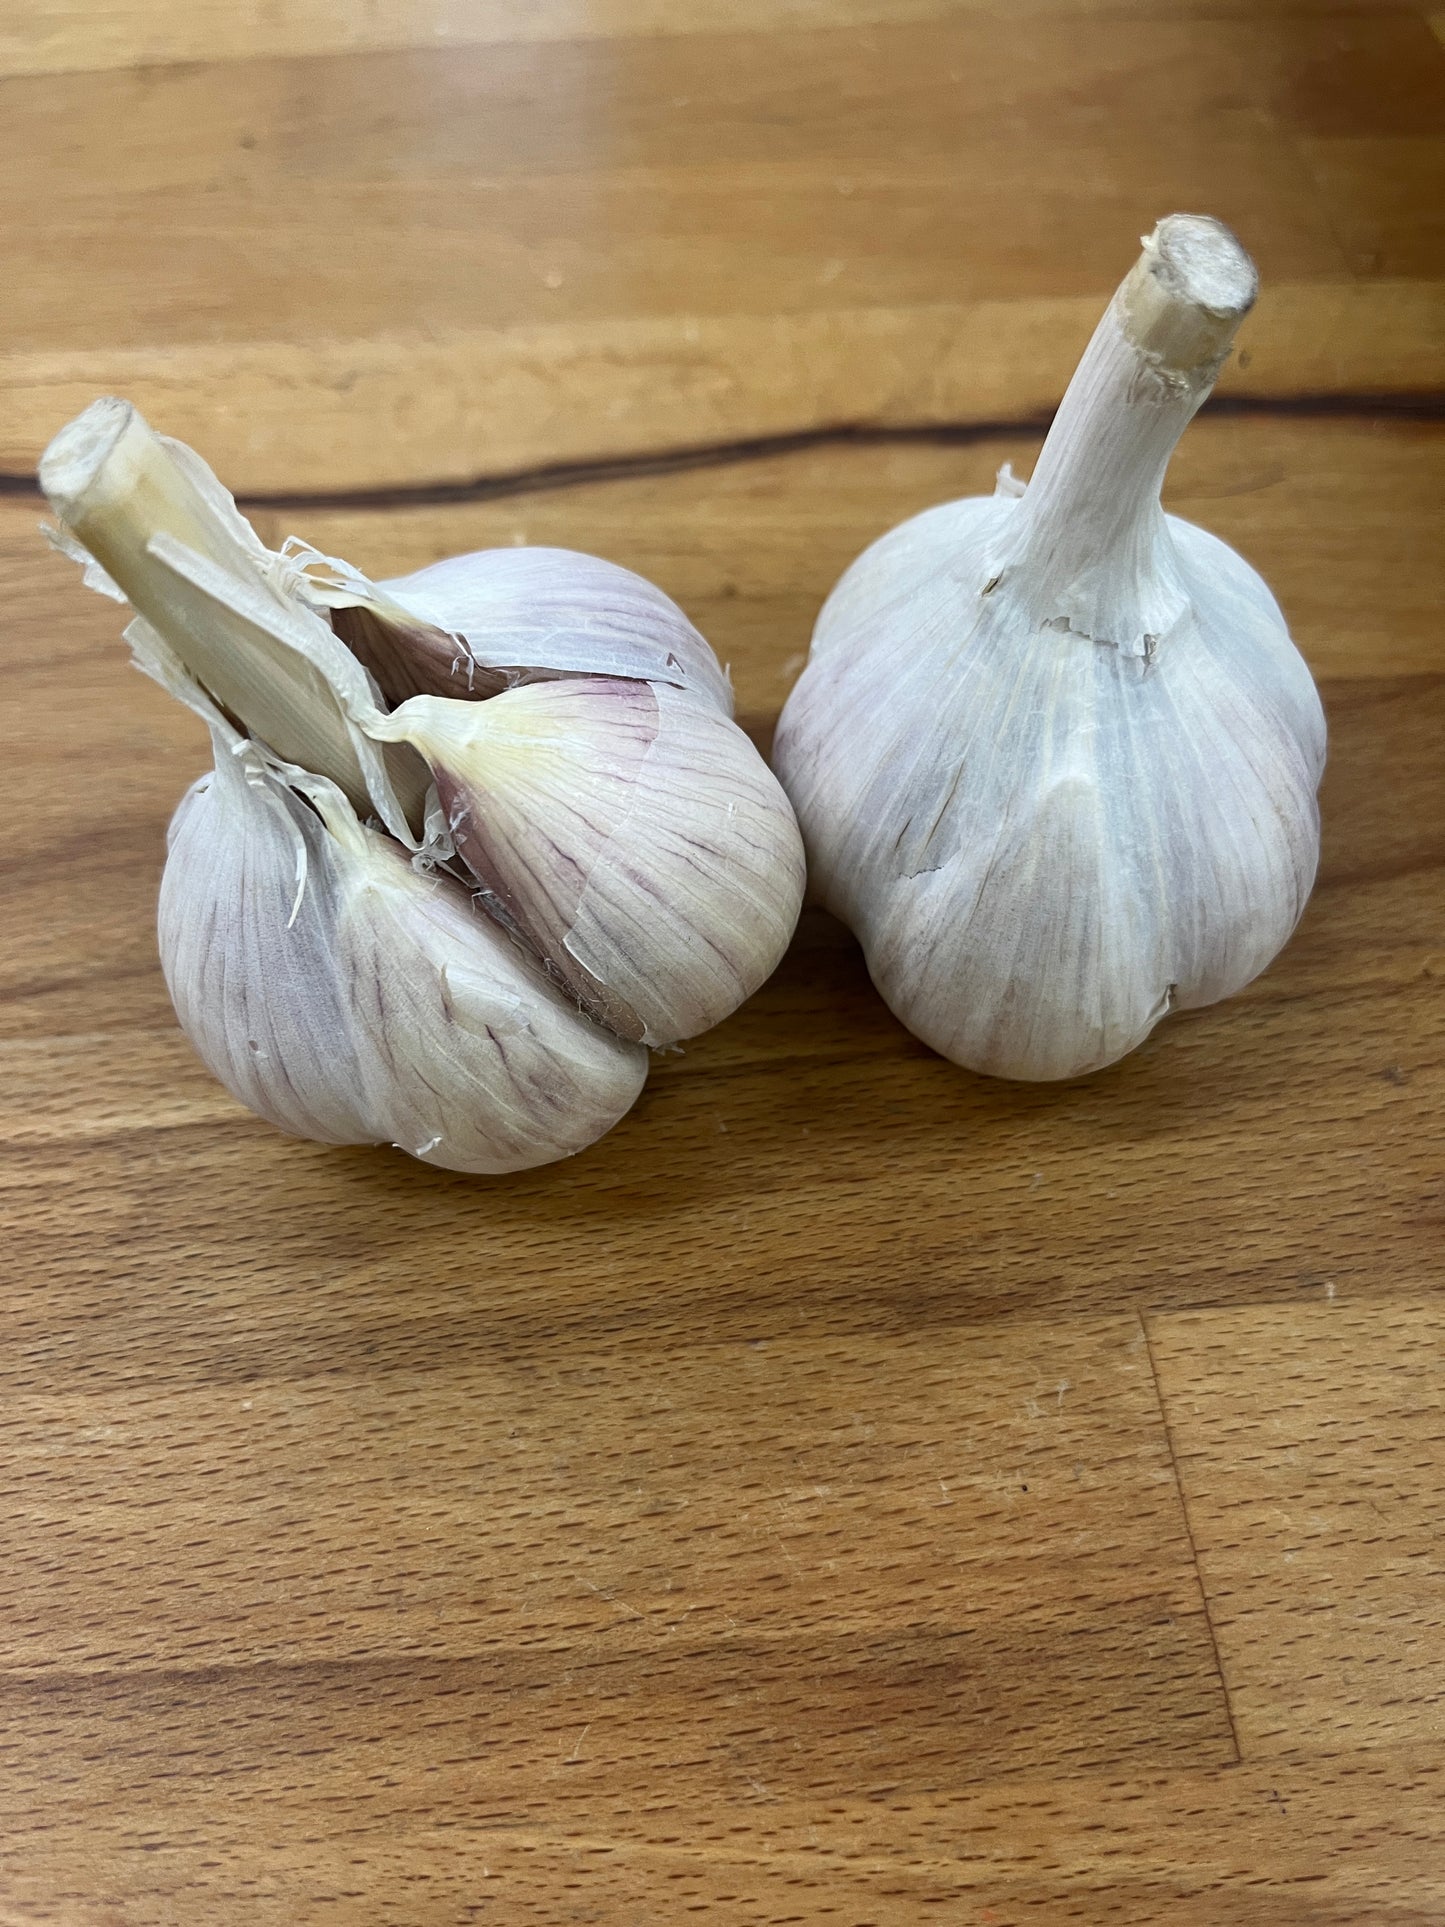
[1122,214,1258,376]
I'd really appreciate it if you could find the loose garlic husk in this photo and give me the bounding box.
[775,215,1326,1081]
[42,397,803,1166]
[40,398,429,842]
[157,673,646,1173]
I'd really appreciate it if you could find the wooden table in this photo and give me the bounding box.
[2,3,1442,1921]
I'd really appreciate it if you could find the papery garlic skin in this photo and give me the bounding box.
[369,678,807,1046]
[775,215,1326,1082]
[161,727,648,1173]
[290,540,734,716]
[41,400,429,841]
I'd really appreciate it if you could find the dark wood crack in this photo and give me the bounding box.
[4,390,1440,513]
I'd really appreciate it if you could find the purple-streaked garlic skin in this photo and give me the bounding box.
[338,547,806,1048]
[331,601,514,707]
[348,546,734,716]
[431,679,657,1040]
[377,677,806,1047]
[41,403,711,1167]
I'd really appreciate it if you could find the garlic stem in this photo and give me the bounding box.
[40,399,429,834]
[998,214,1258,653]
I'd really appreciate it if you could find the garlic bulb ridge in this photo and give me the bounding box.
[775,215,1326,1082]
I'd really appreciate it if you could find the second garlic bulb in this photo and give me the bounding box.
[775,215,1326,1081]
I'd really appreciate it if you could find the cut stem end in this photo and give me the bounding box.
[37,397,135,516]
[1120,214,1258,377]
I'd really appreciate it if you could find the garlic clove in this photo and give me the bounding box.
[287,540,734,716]
[368,678,807,1046]
[160,720,648,1174]
[41,399,429,841]
[774,214,1326,1081]
[327,597,516,707]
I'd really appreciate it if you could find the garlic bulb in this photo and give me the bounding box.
[367,677,806,1045]
[775,215,1326,1081]
[161,695,647,1174]
[42,397,803,1168]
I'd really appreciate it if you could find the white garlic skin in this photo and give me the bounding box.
[778,498,1324,1080]
[159,739,648,1172]
[775,218,1326,1082]
[376,677,807,1046]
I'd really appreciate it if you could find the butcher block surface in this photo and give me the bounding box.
[0,1,1442,1920]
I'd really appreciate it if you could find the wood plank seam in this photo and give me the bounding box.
[2,392,1441,517]
[1140,1311,1244,1767]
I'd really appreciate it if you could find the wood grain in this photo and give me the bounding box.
[3,1755,1443,1925]
[2,0,1443,1920]
[1,6,1442,489]
[0,1322,1225,1749]
[1148,1302,1445,1757]
[6,280,1442,495]
[8,0,1426,82]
